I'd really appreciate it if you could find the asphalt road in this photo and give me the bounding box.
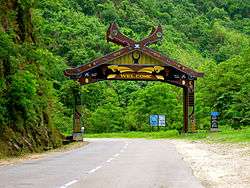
[0,139,203,188]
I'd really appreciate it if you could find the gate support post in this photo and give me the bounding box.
[72,90,83,141]
[183,87,189,133]
[188,80,196,132]
[183,80,196,133]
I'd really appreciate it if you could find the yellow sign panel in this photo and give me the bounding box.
[107,64,165,81]
[108,65,133,73]
[107,73,164,81]
[110,51,164,65]
[107,65,165,74]
[120,73,153,79]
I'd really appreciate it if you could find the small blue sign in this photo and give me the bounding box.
[150,115,158,126]
[211,112,220,117]
[158,115,166,126]
[211,112,219,129]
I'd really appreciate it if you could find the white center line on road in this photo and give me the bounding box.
[121,142,129,151]
[113,153,120,157]
[106,157,115,163]
[59,141,130,188]
[60,179,78,188]
[86,142,130,177]
[88,165,102,174]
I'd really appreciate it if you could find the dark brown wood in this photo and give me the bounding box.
[188,81,196,132]
[139,25,163,47]
[64,47,133,77]
[73,91,81,133]
[65,24,203,79]
[107,23,163,48]
[183,87,189,133]
[142,47,204,78]
[189,92,194,106]
[64,48,203,79]
[107,23,135,47]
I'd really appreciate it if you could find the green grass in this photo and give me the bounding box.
[85,127,250,143]
[86,130,179,139]
[183,128,250,143]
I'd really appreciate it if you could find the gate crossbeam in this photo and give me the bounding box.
[64,23,203,136]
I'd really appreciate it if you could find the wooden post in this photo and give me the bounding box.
[73,90,82,141]
[189,92,196,133]
[183,87,189,133]
[188,80,196,132]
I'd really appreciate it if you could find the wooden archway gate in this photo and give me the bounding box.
[64,23,203,139]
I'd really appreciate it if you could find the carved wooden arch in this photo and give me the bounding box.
[64,23,203,137]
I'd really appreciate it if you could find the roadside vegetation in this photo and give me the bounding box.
[0,0,249,156]
[86,126,250,143]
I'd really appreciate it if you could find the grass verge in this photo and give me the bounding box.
[85,127,250,143]
[85,130,179,139]
[181,127,250,143]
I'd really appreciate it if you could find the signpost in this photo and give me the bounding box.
[211,112,219,131]
[150,115,159,126]
[150,114,166,127]
[158,115,166,126]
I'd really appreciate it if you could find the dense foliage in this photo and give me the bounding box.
[1,0,249,144]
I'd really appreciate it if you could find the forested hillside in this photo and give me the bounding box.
[0,0,249,156]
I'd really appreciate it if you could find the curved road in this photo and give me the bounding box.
[0,139,203,188]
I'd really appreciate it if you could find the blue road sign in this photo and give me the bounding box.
[211,112,220,117]
[150,115,158,126]
[211,112,219,129]
[158,115,166,126]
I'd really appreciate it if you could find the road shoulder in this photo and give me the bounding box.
[0,141,88,166]
[171,140,250,188]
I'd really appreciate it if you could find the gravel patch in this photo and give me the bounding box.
[172,140,250,188]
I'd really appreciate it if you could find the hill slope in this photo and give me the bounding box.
[0,0,249,156]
